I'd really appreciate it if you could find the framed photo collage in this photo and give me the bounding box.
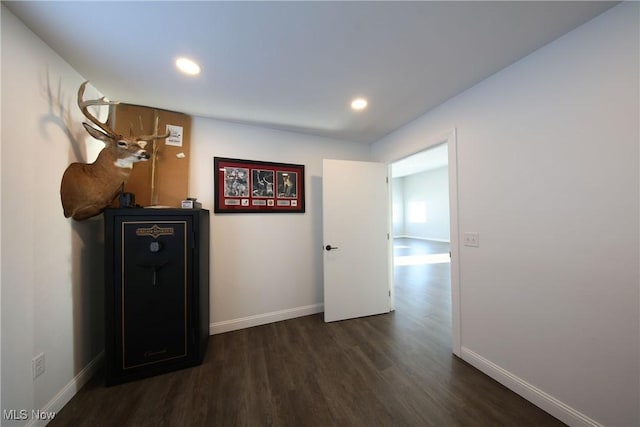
[213,157,305,214]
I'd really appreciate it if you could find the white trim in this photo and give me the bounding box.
[447,128,461,357]
[27,352,104,427]
[210,303,324,335]
[387,164,396,312]
[461,347,603,427]
[388,128,460,357]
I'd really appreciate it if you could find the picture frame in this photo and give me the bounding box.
[214,157,305,214]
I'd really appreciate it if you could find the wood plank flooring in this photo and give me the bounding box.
[49,238,564,426]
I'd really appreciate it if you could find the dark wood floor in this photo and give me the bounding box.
[50,238,564,426]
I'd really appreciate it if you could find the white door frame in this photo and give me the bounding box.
[388,128,461,357]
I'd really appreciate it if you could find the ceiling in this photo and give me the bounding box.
[4,1,616,145]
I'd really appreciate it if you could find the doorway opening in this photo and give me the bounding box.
[389,131,460,355]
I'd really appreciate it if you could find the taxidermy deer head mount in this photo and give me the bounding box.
[60,81,169,220]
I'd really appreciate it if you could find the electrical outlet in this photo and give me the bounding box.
[32,353,45,379]
[463,232,480,247]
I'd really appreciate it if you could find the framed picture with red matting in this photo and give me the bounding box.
[214,157,305,214]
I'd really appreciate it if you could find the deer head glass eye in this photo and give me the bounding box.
[117,141,128,148]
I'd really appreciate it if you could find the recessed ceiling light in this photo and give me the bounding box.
[175,57,201,76]
[351,98,368,111]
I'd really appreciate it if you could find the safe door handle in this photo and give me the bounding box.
[137,261,168,286]
[325,245,339,251]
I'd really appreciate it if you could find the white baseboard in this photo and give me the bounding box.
[28,352,104,427]
[461,347,602,427]
[210,303,324,335]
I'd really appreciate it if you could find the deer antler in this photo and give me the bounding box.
[135,114,170,141]
[77,81,119,138]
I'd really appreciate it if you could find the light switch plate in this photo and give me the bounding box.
[32,353,45,379]
[463,232,479,247]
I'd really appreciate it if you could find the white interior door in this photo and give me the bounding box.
[323,159,390,322]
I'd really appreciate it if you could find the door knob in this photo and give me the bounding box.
[325,245,339,251]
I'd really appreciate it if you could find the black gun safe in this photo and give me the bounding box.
[104,208,209,385]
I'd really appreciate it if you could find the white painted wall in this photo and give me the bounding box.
[188,117,371,333]
[372,3,639,426]
[399,166,450,241]
[1,5,105,423]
